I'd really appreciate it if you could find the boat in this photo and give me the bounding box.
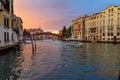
[24,39,32,44]
[68,42,84,48]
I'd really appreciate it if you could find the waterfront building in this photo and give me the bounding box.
[71,16,86,41]
[0,0,23,49]
[27,28,44,35]
[71,5,120,42]
[12,16,23,41]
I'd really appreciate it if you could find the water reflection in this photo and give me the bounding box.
[0,40,120,80]
[0,50,24,80]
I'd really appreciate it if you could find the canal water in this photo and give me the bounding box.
[0,40,120,80]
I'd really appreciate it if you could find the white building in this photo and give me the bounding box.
[0,0,23,49]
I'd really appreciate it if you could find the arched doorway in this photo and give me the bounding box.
[93,36,96,40]
[114,36,117,42]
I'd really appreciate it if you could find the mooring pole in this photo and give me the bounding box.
[34,34,37,52]
[31,35,34,53]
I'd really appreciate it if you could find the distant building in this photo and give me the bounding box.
[33,32,64,40]
[59,30,63,35]
[0,0,23,49]
[27,28,43,35]
[71,5,120,42]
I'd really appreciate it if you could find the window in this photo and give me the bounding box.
[4,17,9,27]
[103,33,105,36]
[108,9,110,13]
[111,33,113,36]
[118,8,120,10]
[108,33,110,36]
[111,8,114,12]
[117,27,120,30]
[117,18,120,24]
[118,18,120,22]
[111,18,113,25]
[12,33,13,42]
[7,32,9,42]
[4,32,6,43]
[117,33,119,36]
[111,27,113,31]
[1,0,10,12]
[118,13,120,15]
[7,18,9,27]
[4,17,6,26]
[117,27,120,32]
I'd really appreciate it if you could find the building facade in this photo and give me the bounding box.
[71,16,86,41]
[0,0,23,48]
[27,28,44,35]
[71,5,120,42]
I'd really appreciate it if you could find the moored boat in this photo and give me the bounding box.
[68,42,84,48]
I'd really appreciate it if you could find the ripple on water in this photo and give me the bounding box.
[0,41,120,80]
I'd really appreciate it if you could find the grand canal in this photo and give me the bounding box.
[0,40,120,80]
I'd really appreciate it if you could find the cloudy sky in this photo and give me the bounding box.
[14,0,120,33]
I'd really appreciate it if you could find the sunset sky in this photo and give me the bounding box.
[14,0,120,33]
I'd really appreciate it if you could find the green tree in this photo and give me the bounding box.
[62,26,66,37]
[23,29,31,37]
[62,26,71,38]
[65,26,71,38]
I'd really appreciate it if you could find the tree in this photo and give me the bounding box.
[62,26,71,38]
[65,26,71,38]
[23,29,31,37]
[62,26,66,37]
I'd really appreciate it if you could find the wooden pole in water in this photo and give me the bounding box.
[31,34,34,53]
[34,34,37,52]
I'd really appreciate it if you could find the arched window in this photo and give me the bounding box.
[108,9,110,13]
[118,18,120,24]
[111,8,114,12]
[111,18,113,25]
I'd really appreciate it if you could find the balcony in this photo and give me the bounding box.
[90,28,97,34]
